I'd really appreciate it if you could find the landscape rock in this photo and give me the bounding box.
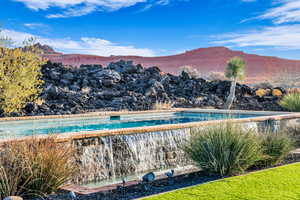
[14,60,286,117]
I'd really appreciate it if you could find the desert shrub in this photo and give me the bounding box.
[285,126,300,148]
[279,93,300,112]
[255,89,269,97]
[153,101,174,110]
[207,71,226,81]
[0,137,77,199]
[258,131,293,167]
[270,70,300,88]
[184,124,261,176]
[287,88,300,94]
[179,65,201,79]
[272,89,283,97]
[81,87,91,94]
[0,46,45,114]
[253,81,273,89]
[35,98,45,106]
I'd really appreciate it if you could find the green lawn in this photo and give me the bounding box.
[144,162,300,200]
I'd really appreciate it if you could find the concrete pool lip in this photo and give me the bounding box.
[0,108,293,122]
[0,108,299,144]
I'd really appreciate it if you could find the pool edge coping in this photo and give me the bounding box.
[0,108,293,122]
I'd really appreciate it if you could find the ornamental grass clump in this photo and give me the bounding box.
[0,137,77,199]
[258,131,294,167]
[279,93,300,112]
[185,124,261,176]
[152,101,174,110]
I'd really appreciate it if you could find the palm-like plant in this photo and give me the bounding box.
[223,57,246,109]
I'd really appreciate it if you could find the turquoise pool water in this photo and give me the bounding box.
[0,112,262,138]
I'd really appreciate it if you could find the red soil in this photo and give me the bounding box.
[43,46,300,83]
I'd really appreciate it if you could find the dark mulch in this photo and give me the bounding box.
[30,155,300,200]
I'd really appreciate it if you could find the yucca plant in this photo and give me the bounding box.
[223,57,246,109]
[279,93,300,112]
[185,124,261,176]
[258,131,293,167]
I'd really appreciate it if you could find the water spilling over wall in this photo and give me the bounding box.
[71,119,298,184]
[73,128,192,184]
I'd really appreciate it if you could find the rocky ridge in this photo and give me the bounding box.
[19,60,285,116]
[43,46,300,83]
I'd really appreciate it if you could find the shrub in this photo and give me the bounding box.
[253,81,273,89]
[0,137,77,199]
[153,101,174,110]
[179,65,201,79]
[258,131,293,167]
[272,89,283,97]
[81,87,91,94]
[287,88,300,94]
[279,93,300,112]
[0,46,45,114]
[207,71,226,81]
[255,89,268,97]
[286,126,300,148]
[185,124,261,176]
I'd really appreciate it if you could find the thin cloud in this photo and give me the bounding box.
[243,0,300,24]
[241,0,256,2]
[216,0,300,50]
[213,25,300,50]
[13,0,185,18]
[24,23,48,29]
[0,29,155,56]
[258,0,300,24]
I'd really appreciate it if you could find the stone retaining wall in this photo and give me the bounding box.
[70,116,300,184]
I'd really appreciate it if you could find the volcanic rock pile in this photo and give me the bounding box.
[20,60,285,116]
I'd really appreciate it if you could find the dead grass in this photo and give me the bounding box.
[152,101,174,110]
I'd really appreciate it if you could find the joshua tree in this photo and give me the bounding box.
[223,57,246,109]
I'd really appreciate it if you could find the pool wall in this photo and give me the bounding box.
[1,109,300,184]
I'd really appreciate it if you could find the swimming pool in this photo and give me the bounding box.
[0,111,263,138]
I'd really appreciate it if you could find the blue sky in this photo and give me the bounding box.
[1,0,300,59]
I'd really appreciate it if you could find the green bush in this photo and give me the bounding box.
[184,124,261,176]
[279,93,300,112]
[258,131,293,167]
[0,46,45,114]
[0,137,77,199]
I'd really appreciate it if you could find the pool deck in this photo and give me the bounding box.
[0,108,299,144]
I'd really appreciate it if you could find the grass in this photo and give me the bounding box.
[279,93,300,112]
[144,162,300,200]
[152,101,174,110]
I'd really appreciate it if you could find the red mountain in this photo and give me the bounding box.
[43,46,300,83]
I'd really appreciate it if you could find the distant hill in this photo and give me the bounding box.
[42,46,300,83]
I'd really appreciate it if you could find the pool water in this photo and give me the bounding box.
[0,112,261,138]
